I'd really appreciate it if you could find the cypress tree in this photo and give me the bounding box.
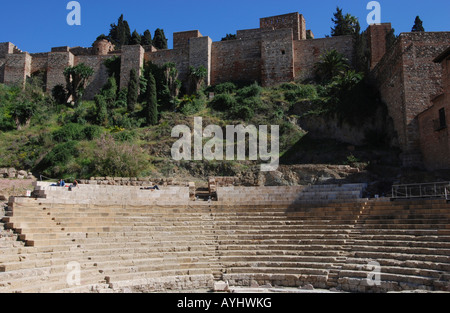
[145,72,158,126]
[108,14,132,48]
[153,28,168,50]
[122,19,132,45]
[142,30,153,46]
[94,94,108,126]
[127,68,139,112]
[331,7,360,37]
[130,30,142,45]
[101,76,118,109]
[412,16,425,32]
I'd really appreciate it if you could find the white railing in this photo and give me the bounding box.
[391,182,450,200]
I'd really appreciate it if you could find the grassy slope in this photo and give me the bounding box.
[0,81,404,184]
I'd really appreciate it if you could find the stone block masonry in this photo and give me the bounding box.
[261,29,294,86]
[174,30,202,51]
[260,12,306,41]
[76,54,112,100]
[366,23,392,70]
[0,11,356,96]
[211,36,262,86]
[4,53,31,87]
[371,32,450,167]
[189,36,212,86]
[46,51,74,94]
[120,45,145,90]
[418,47,450,170]
[293,35,354,81]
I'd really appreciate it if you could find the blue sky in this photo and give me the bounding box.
[1,0,449,53]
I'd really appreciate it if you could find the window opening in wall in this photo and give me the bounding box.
[281,50,286,55]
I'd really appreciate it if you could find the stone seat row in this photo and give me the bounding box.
[2,194,450,292]
[4,241,449,276]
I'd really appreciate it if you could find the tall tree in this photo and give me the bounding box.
[10,99,36,130]
[187,66,207,95]
[142,30,153,46]
[153,28,168,50]
[100,76,118,109]
[63,63,94,106]
[127,69,139,112]
[411,16,425,32]
[331,7,360,37]
[144,72,158,126]
[108,14,132,48]
[94,94,108,126]
[130,30,142,45]
[103,56,121,86]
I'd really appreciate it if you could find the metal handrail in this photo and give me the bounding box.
[391,181,450,200]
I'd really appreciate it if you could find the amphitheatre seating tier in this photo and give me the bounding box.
[32,182,190,206]
[216,184,368,205]
[1,183,449,293]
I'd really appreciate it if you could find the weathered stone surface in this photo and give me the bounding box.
[371,32,450,167]
[213,281,229,292]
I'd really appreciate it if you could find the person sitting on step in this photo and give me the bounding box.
[140,184,160,191]
[68,180,79,191]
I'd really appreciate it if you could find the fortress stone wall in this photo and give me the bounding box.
[1,12,450,169]
[418,47,450,170]
[0,12,355,95]
[370,32,450,167]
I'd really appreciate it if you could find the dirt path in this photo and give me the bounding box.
[0,179,35,199]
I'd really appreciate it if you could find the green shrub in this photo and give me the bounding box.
[236,83,262,99]
[278,82,299,91]
[113,130,136,142]
[65,105,89,125]
[91,134,147,177]
[297,85,318,99]
[214,82,237,94]
[38,141,79,172]
[52,123,85,142]
[284,85,318,103]
[51,84,68,105]
[82,125,103,141]
[180,96,206,115]
[230,102,255,120]
[284,90,299,103]
[210,93,237,111]
[111,113,137,129]
[316,85,328,97]
[0,106,15,131]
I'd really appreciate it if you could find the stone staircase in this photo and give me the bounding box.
[0,182,449,293]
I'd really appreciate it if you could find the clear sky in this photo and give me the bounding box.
[1,0,449,53]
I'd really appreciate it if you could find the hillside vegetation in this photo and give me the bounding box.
[0,48,402,186]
